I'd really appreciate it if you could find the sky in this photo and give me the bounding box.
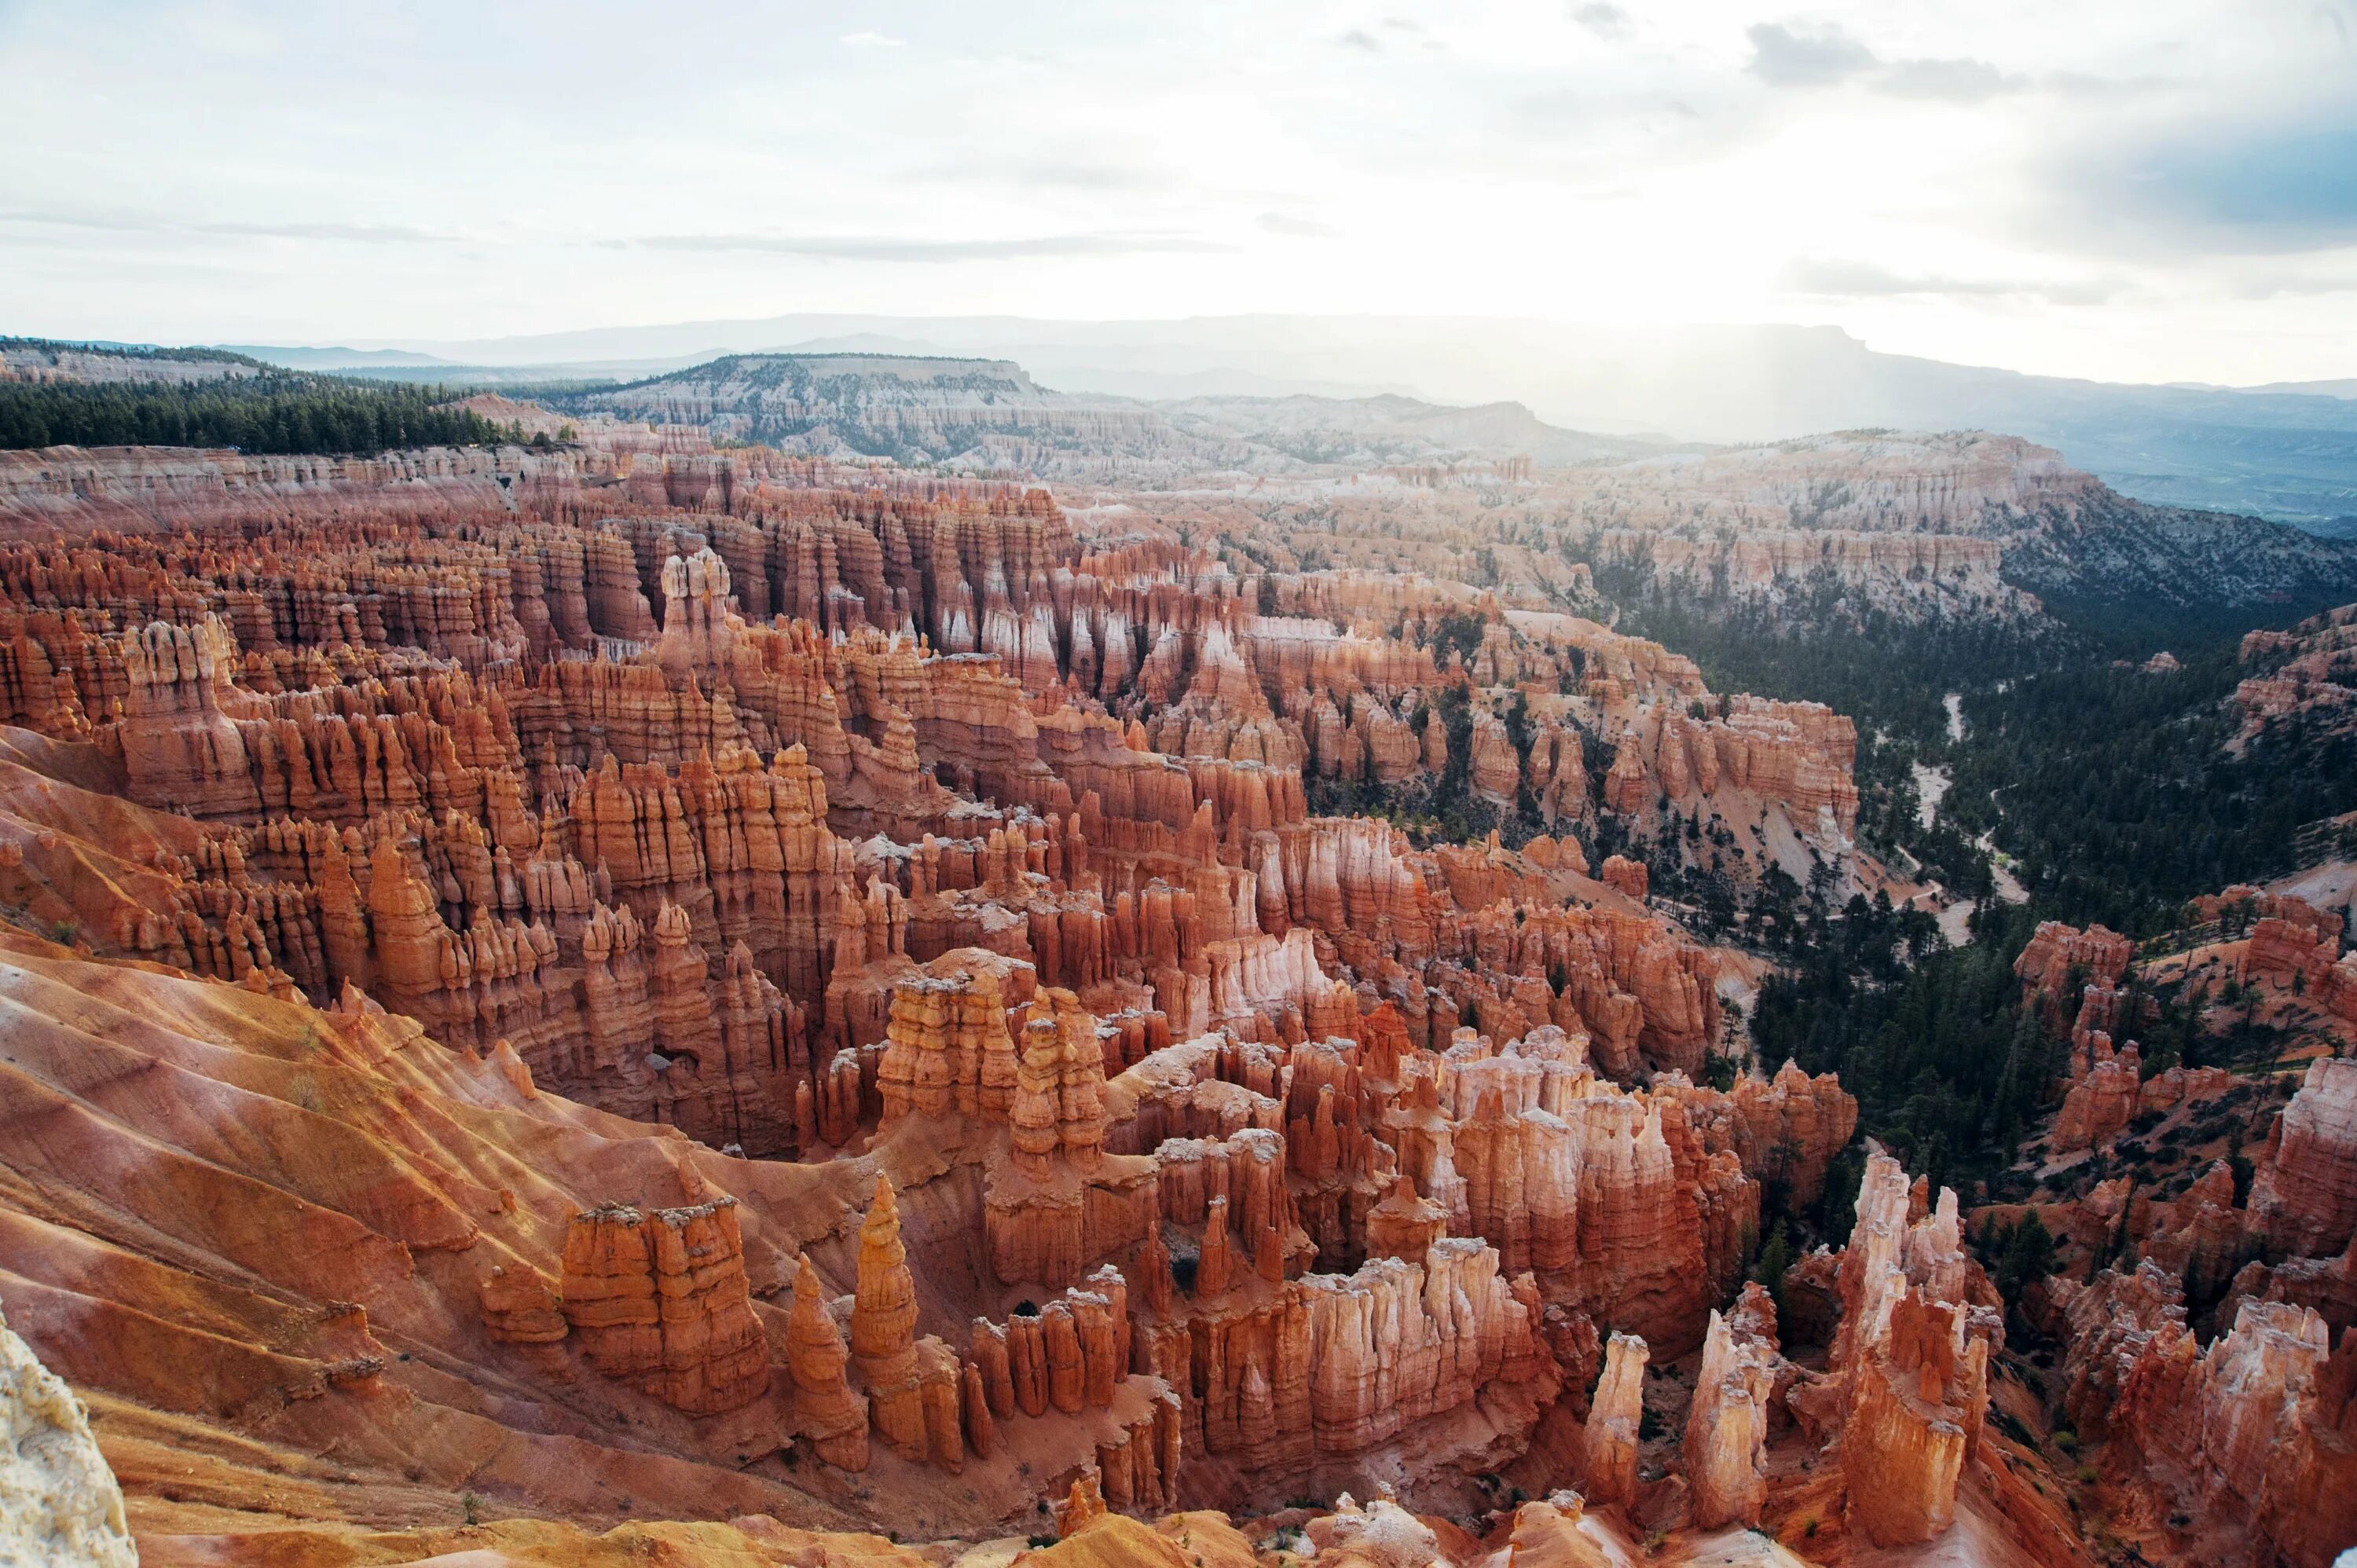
[4,0,2356,387]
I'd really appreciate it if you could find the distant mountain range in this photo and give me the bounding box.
[221,315,2357,532]
[548,353,2357,615]
[216,345,453,369]
[549,352,1675,478]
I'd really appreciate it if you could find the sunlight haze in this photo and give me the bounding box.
[6,0,2355,385]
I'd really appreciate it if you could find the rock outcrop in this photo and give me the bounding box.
[786,1254,871,1470]
[559,1197,772,1414]
[2253,1058,2357,1257]
[1802,1151,2000,1548]
[2016,921,2135,1018]
[2060,1269,2357,1568]
[1655,1061,1858,1208]
[2052,1035,2144,1156]
[1581,1331,1648,1508]
[0,1301,136,1568]
[850,1176,931,1461]
[1682,1284,1780,1528]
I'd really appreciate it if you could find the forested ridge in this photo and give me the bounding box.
[1596,562,2357,936]
[0,350,512,456]
[0,335,262,368]
[1589,558,2357,1261]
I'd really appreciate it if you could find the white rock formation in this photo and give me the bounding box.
[1,1302,137,1567]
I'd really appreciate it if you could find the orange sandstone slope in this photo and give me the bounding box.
[0,919,882,1541]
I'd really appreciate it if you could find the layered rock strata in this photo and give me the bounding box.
[558,1197,772,1414]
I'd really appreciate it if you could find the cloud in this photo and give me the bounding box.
[1782,256,2121,305]
[1746,20,2017,100]
[1879,56,2014,102]
[616,231,1232,262]
[902,158,1176,194]
[1010,162,1172,192]
[2036,69,2182,101]
[839,31,904,47]
[0,209,456,244]
[1337,29,1383,52]
[1571,3,1630,39]
[2217,266,2357,299]
[1257,211,1339,237]
[1746,22,1875,87]
[0,209,156,235]
[203,220,457,243]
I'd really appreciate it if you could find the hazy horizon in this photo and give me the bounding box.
[6,1,2356,389]
[189,310,2352,397]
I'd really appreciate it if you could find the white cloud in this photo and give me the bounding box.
[1571,5,1631,42]
[839,30,904,47]
[1256,211,1339,237]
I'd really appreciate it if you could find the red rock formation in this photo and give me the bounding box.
[850,1176,929,1461]
[1363,1172,1447,1261]
[478,1262,567,1345]
[1054,1469,1109,1538]
[1301,1238,1556,1455]
[1813,1152,1999,1548]
[1655,1061,1858,1208]
[1417,1032,1752,1350]
[2144,1160,2253,1305]
[2235,602,2357,746]
[2052,1035,2144,1156]
[786,1254,870,1470]
[2242,896,2342,987]
[658,546,738,680]
[876,960,1018,1123]
[2064,1269,2357,1568]
[1682,1284,1780,1527]
[1468,711,1520,805]
[1599,855,1647,901]
[2015,921,2135,1017]
[1841,1284,1984,1544]
[1597,697,1858,841]
[115,616,262,818]
[1581,1331,1647,1508]
[557,1196,772,1414]
[2253,1058,2357,1257]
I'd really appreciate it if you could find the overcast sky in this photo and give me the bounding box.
[5,0,2355,385]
